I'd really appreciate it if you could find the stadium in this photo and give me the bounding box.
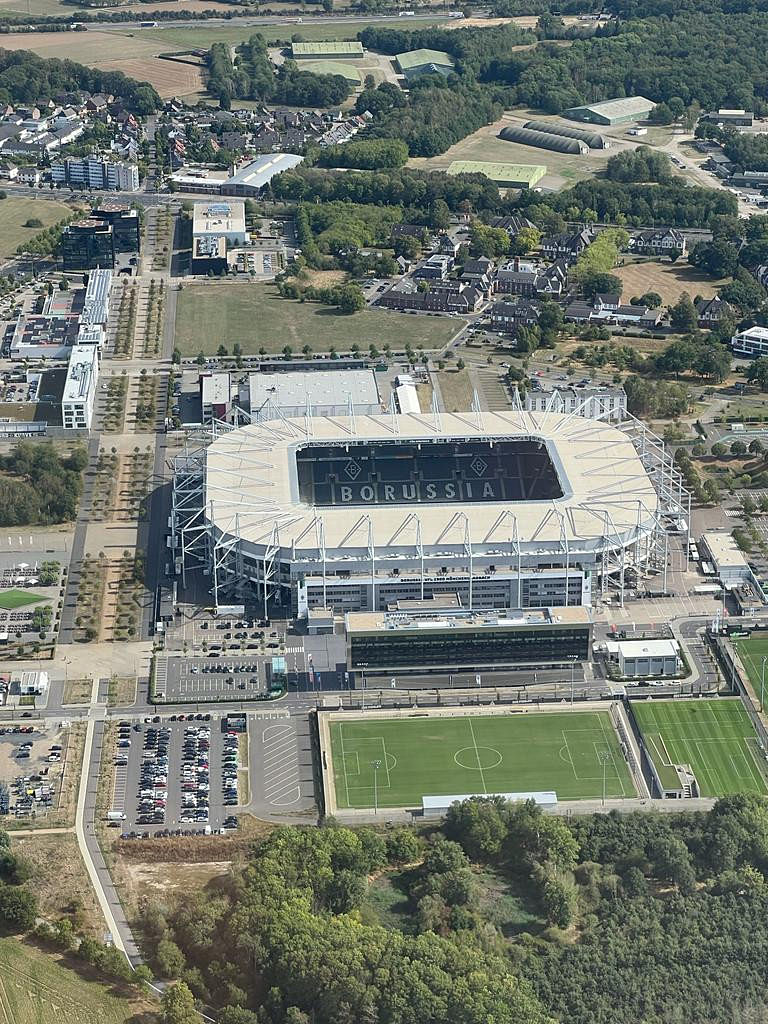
[171,408,688,617]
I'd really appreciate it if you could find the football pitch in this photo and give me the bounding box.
[631,698,768,797]
[732,635,768,699]
[328,710,635,809]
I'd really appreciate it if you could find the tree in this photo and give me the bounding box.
[747,357,768,391]
[172,348,181,364]
[540,876,576,927]
[641,292,663,308]
[731,440,748,456]
[749,439,765,455]
[669,293,698,332]
[456,358,465,371]
[649,101,674,124]
[711,442,727,458]
[445,797,507,860]
[510,225,541,255]
[325,869,367,914]
[386,828,422,864]
[0,884,37,932]
[162,982,199,1024]
[156,937,187,978]
[196,352,205,366]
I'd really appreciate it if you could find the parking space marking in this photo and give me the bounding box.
[262,724,301,806]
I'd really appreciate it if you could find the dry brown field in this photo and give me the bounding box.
[96,55,206,97]
[614,260,724,306]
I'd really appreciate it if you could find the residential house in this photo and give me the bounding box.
[17,165,40,185]
[495,258,564,299]
[413,254,453,281]
[378,278,481,313]
[565,296,661,327]
[461,257,495,296]
[436,234,461,258]
[489,214,536,240]
[629,227,687,257]
[489,300,540,333]
[695,295,732,328]
[521,384,627,422]
[0,160,18,179]
[539,227,593,263]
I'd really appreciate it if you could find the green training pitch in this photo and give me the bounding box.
[0,589,45,610]
[328,711,635,809]
[631,698,768,797]
[733,635,768,697]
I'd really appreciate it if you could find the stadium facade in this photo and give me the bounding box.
[171,404,689,618]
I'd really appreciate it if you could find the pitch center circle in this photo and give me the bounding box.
[454,746,503,771]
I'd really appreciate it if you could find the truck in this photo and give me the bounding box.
[106,810,126,821]
[692,583,723,595]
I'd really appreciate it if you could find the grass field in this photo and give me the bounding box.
[408,113,611,191]
[733,635,768,698]
[0,938,151,1024]
[631,698,768,797]
[614,259,724,307]
[175,283,463,355]
[0,198,73,259]
[0,589,45,610]
[328,710,635,809]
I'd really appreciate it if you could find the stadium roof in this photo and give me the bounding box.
[447,160,546,186]
[291,40,364,56]
[204,410,659,555]
[395,48,455,70]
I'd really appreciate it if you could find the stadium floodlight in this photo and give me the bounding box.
[371,759,382,814]
[597,749,612,806]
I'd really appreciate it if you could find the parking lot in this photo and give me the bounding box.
[110,717,243,838]
[0,722,66,820]
[156,657,271,702]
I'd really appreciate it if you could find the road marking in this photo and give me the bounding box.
[262,724,302,806]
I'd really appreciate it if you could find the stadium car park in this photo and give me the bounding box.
[159,657,268,702]
[111,718,242,837]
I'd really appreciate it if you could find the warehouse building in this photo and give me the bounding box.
[221,154,304,197]
[498,125,588,155]
[606,638,680,678]
[563,96,655,125]
[291,40,364,59]
[524,120,608,149]
[447,160,546,189]
[396,48,455,81]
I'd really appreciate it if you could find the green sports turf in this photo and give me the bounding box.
[631,698,768,797]
[0,588,45,610]
[733,636,768,700]
[328,711,635,809]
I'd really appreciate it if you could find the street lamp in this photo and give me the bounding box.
[371,760,382,815]
[570,656,577,707]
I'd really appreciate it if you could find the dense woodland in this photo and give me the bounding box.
[0,49,159,113]
[124,796,768,1024]
[207,35,351,110]
[0,441,86,526]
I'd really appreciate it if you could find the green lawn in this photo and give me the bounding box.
[0,588,46,610]
[0,937,150,1024]
[0,197,73,258]
[328,710,635,809]
[141,17,447,50]
[631,697,768,797]
[174,282,463,355]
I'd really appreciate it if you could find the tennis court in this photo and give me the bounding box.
[328,709,635,810]
[631,698,768,797]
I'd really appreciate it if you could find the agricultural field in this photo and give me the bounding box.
[0,938,151,1024]
[327,709,635,809]
[408,113,612,190]
[95,55,206,99]
[174,282,463,355]
[0,198,73,259]
[631,697,768,797]
[614,259,724,307]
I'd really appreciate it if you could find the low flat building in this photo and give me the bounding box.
[246,368,380,420]
[607,638,679,677]
[291,40,363,59]
[61,344,99,429]
[192,200,248,245]
[564,95,655,125]
[629,227,687,257]
[345,605,593,675]
[221,154,304,197]
[10,314,80,360]
[396,48,455,81]
[521,384,627,422]
[447,160,546,189]
[732,325,768,358]
[703,108,754,126]
[701,531,751,584]
[80,268,112,327]
[191,234,228,275]
[200,372,235,424]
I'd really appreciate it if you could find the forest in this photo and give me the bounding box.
[123,794,768,1024]
[0,441,86,526]
[0,49,159,113]
[206,35,350,110]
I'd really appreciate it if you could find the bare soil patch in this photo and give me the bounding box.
[96,56,206,98]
